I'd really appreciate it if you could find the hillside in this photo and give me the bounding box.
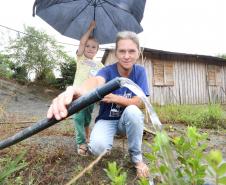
[0,78,61,122]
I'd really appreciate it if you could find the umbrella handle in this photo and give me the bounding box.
[92,2,96,36]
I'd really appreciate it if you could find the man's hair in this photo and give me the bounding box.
[116,31,140,50]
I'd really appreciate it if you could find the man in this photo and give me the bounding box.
[47,31,149,178]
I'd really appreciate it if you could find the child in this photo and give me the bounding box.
[73,21,104,156]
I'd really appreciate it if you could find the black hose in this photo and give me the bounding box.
[0,77,121,150]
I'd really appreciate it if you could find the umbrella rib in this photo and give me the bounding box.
[99,2,119,31]
[63,0,94,34]
[103,0,131,14]
[71,1,92,22]
[33,0,80,16]
[102,0,142,25]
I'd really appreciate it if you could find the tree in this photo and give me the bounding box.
[58,58,76,89]
[221,55,226,59]
[0,53,13,79]
[6,26,71,83]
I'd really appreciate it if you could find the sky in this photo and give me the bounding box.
[0,0,226,57]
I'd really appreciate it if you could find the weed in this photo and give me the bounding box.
[104,161,127,185]
[0,150,28,184]
[206,150,226,185]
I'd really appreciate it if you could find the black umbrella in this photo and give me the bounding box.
[33,0,146,44]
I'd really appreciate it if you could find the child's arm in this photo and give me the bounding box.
[77,21,96,56]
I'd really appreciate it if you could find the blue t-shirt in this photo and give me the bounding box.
[95,63,149,122]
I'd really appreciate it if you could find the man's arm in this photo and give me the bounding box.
[79,76,105,94]
[102,94,144,108]
[47,76,105,120]
[77,21,96,56]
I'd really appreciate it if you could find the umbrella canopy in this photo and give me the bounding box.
[33,0,146,44]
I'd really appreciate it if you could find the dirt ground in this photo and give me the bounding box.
[0,78,226,184]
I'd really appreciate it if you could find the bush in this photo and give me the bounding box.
[12,65,29,85]
[144,127,226,185]
[0,53,13,79]
[35,68,57,86]
[106,127,226,185]
[52,60,76,89]
[0,63,13,79]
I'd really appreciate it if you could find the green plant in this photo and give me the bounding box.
[11,64,29,84]
[145,131,184,185]
[0,63,13,79]
[55,59,76,89]
[0,53,13,79]
[173,127,208,185]
[0,150,28,184]
[206,150,226,185]
[138,177,150,185]
[144,126,226,185]
[104,161,127,185]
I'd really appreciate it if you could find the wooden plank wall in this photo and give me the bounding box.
[103,51,226,105]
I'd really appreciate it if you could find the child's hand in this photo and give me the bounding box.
[89,20,96,30]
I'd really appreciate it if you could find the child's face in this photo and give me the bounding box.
[84,39,99,59]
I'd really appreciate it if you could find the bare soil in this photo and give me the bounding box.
[0,78,225,184]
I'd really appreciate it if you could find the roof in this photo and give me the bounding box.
[101,47,226,64]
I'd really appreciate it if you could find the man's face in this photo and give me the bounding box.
[84,39,99,59]
[115,39,139,70]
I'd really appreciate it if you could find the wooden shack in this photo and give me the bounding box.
[101,48,226,105]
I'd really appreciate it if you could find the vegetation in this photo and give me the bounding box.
[154,104,225,129]
[0,151,27,185]
[206,150,226,184]
[105,127,226,185]
[219,55,226,59]
[54,58,76,89]
[104,162,127,185]
[1,26,75,86]
[0,53,13,79]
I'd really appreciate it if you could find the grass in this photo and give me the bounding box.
[154,104,226,129]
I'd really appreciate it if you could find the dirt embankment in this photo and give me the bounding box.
[0,78,61,122]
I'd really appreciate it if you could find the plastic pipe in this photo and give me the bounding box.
[0,77,121,150]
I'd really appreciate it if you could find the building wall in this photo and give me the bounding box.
[103,51,226,105]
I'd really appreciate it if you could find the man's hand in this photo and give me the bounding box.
[101,93,118,104]
[102,94,143,108]
[47,86,82,120]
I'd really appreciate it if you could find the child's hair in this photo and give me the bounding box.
[116,31,140,51]
[88,36,99,50]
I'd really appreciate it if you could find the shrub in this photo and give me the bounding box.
[105,127,226,185]
[0,63,13,79]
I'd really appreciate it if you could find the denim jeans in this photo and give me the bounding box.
[88,105,144,163]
